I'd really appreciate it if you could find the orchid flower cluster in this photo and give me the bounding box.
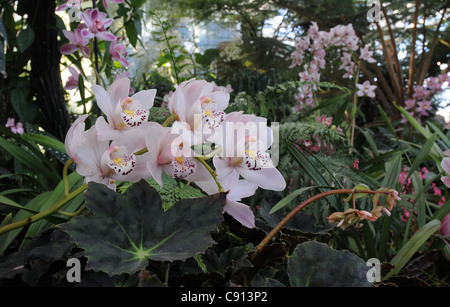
[403,73,450,124]
[65,77,286,229]
[58,0,129,79]
[327,188,400,230]
[289,22,377,111]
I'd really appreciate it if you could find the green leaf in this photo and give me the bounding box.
[10,86,38,123]
[0,135,60,185]
[17,28,34,53]
[269,185,332,214]
[410,171,427,228]
[125,20,138,48]
[343,184,371,202]
[287,241,372,287]
[60,180,226,276]
[384,219,441,280]
[22,134,66,155]
[378,153,402,261]
[395,103,444,164]
[406,132,436,182]
[0,195,40,214]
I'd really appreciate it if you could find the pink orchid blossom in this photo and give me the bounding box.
[211,112,286,191]
[168,79,230,145]
[144,123,211,187]
[5,118,24,134]
[65,116,151,190]
[316,115,333,127]
[405,99,416,110]
[60,24,91,58]
[412,85,431,100]
[109,37,129,67]
[79,8,116,41]
[92,77,157,141]
[360,45,376,63]
[415,100,433,116]
[56,0,83,12]
[441,154,450,188]
[102,0,124,9]
[356,80,376,98]
[5,118,15,129]
[64,65,81,91]
[64,114,89,164]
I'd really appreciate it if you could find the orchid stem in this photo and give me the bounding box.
[195,157,223,192]
[57,204,87,217]
[63,158,73,196]
[162,113,178,127]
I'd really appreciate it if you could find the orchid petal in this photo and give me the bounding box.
[224,200,256,228]
[237,166,286,191]
[96,31,116,41]
[130,89,157,110]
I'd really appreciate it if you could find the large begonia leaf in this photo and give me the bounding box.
[60,180,226,276]
[287,241,372,287]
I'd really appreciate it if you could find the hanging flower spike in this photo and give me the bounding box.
[327,208,373,230]
[79,8,116,41]
[60,24,91,58]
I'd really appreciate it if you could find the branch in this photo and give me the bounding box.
[376,22,402,105]
[407,0,421,98]
[380,0,404,101]
[417,7,447,85]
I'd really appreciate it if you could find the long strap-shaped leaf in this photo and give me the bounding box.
[383,219,441,280]
[286,142,341,209]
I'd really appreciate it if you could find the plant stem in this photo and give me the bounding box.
[349,60,360,154]
[249,188,389,262]
[57,204,87,217]
[162,113,178,127]
[63,158,73,195]
[0,184,88,236]
[195,157,223,192]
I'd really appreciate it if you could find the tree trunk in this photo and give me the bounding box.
[24,0,69,141]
